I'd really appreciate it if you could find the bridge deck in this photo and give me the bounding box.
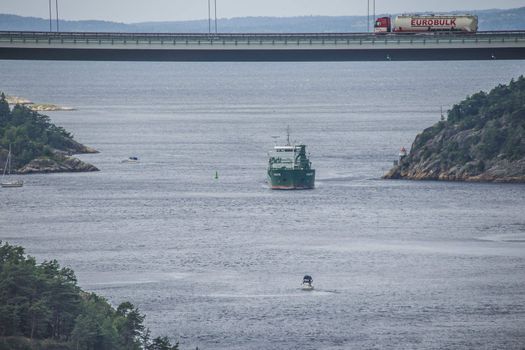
[1,31,524,61]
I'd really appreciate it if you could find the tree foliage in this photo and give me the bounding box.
[0,241,179,350]
[414,75,525,162]
[0,93,76,168]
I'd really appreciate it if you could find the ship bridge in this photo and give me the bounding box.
[274,145,303,152]
[269,145,309,170]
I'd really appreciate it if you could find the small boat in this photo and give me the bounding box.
[121,156,139,163]
[301,275,314,291]
[1,144,23,188]
[1,180,23,188]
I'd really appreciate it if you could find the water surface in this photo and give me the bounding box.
[1,60,524,349]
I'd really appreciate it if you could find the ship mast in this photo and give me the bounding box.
[286,126,296,168]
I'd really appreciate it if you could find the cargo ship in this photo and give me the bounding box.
[267,130,315,190]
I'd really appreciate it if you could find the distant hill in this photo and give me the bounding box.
[1,7,524,33]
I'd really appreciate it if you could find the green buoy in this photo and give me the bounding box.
[214,171,219,179]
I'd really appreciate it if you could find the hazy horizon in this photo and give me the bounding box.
[1,1,523,23]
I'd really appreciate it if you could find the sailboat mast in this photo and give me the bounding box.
[3,144,11,177]
[1,143,23,187]
[2,153,8,177]
[7,144,11,175]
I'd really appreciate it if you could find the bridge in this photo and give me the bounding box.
[1,31,524,61]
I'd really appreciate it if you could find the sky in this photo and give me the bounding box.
[1,0,523,23]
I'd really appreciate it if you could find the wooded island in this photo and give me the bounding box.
[384,76,525,182]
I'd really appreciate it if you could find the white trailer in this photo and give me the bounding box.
[393,15,478,33]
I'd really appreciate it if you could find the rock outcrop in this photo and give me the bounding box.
[6,95,75,111]
[18,156,99,174]
[51,138,99,156]
[5,95,32,105]
[383,76,525,183]
[27,104,76,111]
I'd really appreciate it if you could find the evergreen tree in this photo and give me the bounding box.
[0,241,183,349]
[148,336,179,350]
[0,93,10,127]
[115,302,146,350]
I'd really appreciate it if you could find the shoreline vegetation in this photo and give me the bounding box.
[0,241,181,350]
[0,93,98,175]
[383,76,525,183]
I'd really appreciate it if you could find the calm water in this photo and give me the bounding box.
[1,60,524,349]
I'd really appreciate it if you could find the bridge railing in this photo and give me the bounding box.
[1,30,524,47]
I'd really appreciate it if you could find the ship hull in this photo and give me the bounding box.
[267,169,315,190]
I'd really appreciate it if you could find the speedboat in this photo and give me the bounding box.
[122,156,139,163]
[301,275,314,291]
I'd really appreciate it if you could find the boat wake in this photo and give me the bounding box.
[477,233,525,243]
[208,289,339,299]
[477,223,525,243]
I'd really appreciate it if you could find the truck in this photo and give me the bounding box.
[374,15,478,33]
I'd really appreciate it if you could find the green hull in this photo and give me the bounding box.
[267,168,315,190]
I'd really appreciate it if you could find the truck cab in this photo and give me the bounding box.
[374,17,391,33]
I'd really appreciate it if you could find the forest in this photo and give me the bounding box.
[424,75,525,162]
[0,241,179,350]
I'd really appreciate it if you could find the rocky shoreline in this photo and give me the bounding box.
[6,95,76,111]
[383,156,525,183]
[18,156,99,174]
[0,146,99,175]
[383,76,525,184]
